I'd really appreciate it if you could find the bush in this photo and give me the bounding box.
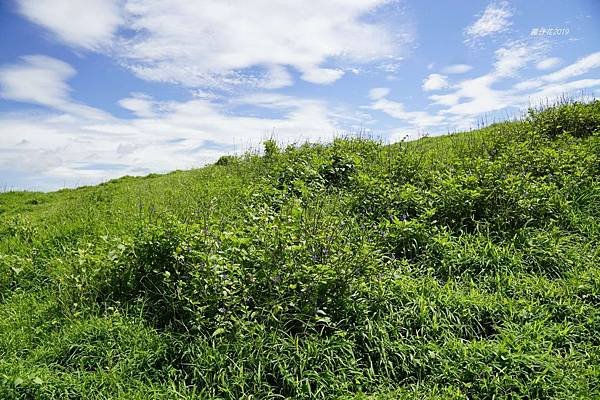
[528,100,600,138]
[215,155,236,166]
[319,152,357,188]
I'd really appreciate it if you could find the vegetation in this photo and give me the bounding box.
[1,102,599,399]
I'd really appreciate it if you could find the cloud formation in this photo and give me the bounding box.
[0,55,108,119]
[18,0,122,50]
[435,49,600,118]
[18,0,410,88]
[373,46,600,132]
[536,57,562,71]
[422,73,449,91]
[442,64,473,74]
[368,87,391,100]
[465,1,512,42]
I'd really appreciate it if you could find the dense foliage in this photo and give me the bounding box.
[1,102,599,399]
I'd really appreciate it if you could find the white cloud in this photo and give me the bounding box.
[18,0,121,50]
[422,73,449,91]
[259,65,294,89]
[439,75,511,116]
[536,57,562,70]
[431,48,600,119]
[0,55,73,107]
[118,93,157,118]
[427,42,536,117]
[227,45,599,145]
[301,68,345,85]
[442,64,473,74]
[378,59,405,74]
[0,55,107,119]
[527,79,600,103]
[512,80,543,91]
[368,98,446,128]
[18,0,410,88]
[368,87,390,100]
[429,93,460,107]
[542,52,600,83]
[513,52,600,92]
[492,41,544,77]
[465,1,512,42]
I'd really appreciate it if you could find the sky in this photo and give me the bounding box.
[0,0,599,191]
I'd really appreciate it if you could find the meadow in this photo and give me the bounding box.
[0,101,599,399]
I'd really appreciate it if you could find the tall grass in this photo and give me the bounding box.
[0,101,599,399]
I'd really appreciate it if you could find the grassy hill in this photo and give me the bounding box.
[1,101,599,399]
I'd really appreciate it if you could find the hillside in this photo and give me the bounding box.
[1,102,600,399]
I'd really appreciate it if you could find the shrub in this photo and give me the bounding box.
[319,152,357,188]
[215,155,236,166]
[528,100,600,138]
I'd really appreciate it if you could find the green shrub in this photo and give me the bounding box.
[528,100,600,138]
[319,153,357,188]
[214,155,236,166]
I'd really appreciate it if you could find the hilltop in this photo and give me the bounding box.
[1,101,599,399]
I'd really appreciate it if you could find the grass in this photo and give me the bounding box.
[0,101,599,399]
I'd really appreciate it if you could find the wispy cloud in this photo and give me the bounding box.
[17,0,411,89]
[536,57,562,71]
[542,52,600,83]
[259,65,294,89]
[441,64,473,74]
[368,87,391,100]
[0,55,73,107]
[433,49,600,118]
[0,55,108,119]
[492,41,545,78]
[428,41,542,117]
[366,94,446,129]
[118,93,158,118]
[372,46,600,131]
[464,1,512,43]
[17,0,121,50]
[514,52,600,91]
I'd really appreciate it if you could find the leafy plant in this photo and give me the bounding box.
[0,101,599,399]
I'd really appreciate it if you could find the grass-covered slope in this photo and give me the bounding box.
[1,102,600,399]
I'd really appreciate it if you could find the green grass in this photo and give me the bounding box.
[0,101,599,399]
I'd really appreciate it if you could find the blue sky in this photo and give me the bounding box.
[0,0,599,191]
